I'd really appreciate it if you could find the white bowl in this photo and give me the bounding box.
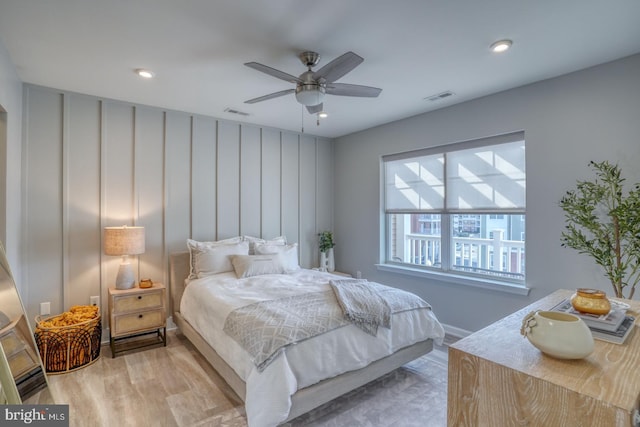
[521,310,594,359]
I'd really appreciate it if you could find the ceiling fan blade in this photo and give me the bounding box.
[326,83,382,97]
[313,51,364,83]
[244,88,295,104]
[244,62,302,84]
[306,103,323,114]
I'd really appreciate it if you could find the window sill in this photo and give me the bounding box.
[375,263,531,296]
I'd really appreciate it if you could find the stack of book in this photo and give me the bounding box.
[550,299,636,344]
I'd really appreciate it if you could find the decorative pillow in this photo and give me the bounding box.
[230,254,285,278]
[187,237,243,278]
[188,240,249,278]
[254,243,300,273]
[243,235,287,254]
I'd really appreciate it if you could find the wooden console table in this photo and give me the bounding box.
[448,289,640,427]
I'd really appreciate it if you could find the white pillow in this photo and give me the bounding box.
[189,240,249,278]
[230,254,285,278]
[254,243,300,273]
[187,237,243,278]
[243,235,287,254]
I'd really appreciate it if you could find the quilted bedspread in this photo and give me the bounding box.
[224,279,434,373]
[224,290,350,371]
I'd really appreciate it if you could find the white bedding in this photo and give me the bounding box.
[180,268,445,427]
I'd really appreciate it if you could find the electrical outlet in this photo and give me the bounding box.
[356,271,362,279]
[40,302,51,316]
[90,296,100,307]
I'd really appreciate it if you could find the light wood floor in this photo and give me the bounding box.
[37,331,451,427]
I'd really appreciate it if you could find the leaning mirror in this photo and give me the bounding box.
[0,242,54,403]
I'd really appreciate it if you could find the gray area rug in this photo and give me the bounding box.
[285,351,448,427]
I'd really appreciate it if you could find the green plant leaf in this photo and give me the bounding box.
[559,161,640,298]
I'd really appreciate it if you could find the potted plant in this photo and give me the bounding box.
[559,161,640,299]
[318,231,335,272]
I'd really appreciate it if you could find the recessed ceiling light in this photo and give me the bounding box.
[135,68,155,79]
[490,39,512,53]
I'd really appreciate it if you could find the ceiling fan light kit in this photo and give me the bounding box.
[244,50,382,113]
[295,84,325,106]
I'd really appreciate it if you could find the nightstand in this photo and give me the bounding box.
[108,283,166,357]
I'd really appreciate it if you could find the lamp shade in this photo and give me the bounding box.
[104,226,145,256]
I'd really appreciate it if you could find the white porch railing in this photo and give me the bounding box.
[402,230,525,279]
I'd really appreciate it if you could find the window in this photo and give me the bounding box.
[383,132,525,284]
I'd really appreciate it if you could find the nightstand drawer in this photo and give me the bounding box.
[113,291,163,314]
[113,309,164,336]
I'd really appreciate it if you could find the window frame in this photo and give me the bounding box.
[379,132,529,294]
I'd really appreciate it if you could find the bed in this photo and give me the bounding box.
[170,247,445,427]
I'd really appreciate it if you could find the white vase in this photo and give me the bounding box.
[320,251,327,272]
[520,310,594,359]
[327,248,335,272]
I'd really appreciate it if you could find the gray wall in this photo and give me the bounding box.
[334,54,640,333]
[21,85,333,323]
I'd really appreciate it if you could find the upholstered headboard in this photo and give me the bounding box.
[169,251,190,315]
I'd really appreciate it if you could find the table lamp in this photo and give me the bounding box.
[104,226,145,290]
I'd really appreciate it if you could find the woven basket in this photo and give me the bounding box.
[34,311,102,374]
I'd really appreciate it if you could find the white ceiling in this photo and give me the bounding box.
[1,1,640,139]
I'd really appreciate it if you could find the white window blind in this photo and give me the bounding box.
[384,154,444,212]
[447,140,525,211]
[384,132,525,213]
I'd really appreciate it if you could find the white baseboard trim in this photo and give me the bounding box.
[442,323,472,339]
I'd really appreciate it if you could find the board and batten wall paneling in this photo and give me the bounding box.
[21,84,334,324]
[66,94,101,312]
[281,133,300,246]
[102,101,137,310]
[316,139,333,237]
[23,86,64,319]
[240,125,261,238]
[261,128,282,238]
[217,121,241,239]
[164,111,192,255]
[299,135,317,268]
[191,116,217,241]
[134,107,165,287]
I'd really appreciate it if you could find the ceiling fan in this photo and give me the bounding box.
[244,51,382,114]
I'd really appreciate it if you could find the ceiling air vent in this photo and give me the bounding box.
[425,91,454,102]
[224,108,250,117]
